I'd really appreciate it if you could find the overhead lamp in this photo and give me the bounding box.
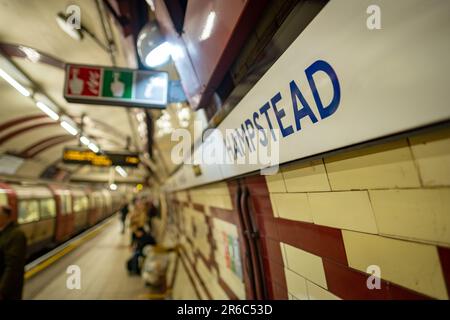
[36,101,59,121]
[115,166,127,178]
[137,22,171,68]
[109,183,117,191]
[60,120,79,136]
[80,136,90,146]
[0,68,31,97]
[88,142,99,153]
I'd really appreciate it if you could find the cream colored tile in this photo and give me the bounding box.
[176,191,188,202]
[270,193,313,222]
[306,281,340,300]
[283,243,327,288]
[269,194,279,217]
[282,159,331,192]
[308,191,378,234]
[280,242,287,266]
[325,140,421,190]
[285,268,309,300]
[370,189,450,246]
[265,173,286,193]
[410,128,450,186]
[342,230,448,300]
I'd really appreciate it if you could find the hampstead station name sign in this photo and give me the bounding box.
[166,0,450,191]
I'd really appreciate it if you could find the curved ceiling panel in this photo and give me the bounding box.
[0,0,148,183]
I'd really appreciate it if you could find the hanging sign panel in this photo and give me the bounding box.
[62,147,140,167]
[63,64,168,108]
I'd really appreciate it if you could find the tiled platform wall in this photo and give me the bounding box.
[170,182,246,300]
[260,127,450,300]
[169,126,450,300]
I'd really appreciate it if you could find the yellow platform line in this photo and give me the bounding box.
[25,218,114,280]
[137,289,172,300]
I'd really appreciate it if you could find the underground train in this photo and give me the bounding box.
[0,180,124,258]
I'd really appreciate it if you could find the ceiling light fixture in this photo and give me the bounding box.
[137,22,171,68]
[60,120,78,136]
[109,183,117,191]
[115,166,127,177]
[88,142,99,153]
[36,101,59,121]
[80,136,90,146]
[0,68,31,97]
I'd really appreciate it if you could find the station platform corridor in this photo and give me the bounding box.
[23,217,159,300]
[0,0,450,305]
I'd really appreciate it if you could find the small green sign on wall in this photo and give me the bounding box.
[102,70,133,99]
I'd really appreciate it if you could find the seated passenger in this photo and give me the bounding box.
[127,227,156,275]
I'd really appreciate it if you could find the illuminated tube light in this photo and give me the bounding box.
[145,42,171,68]
[60,120,78,136]
[36,101,59,121]
[88,142,99,153]
[110,183,117,191]
[0,68,31,97]
[200,11,216,41]
[80,136,90,146]
[115,166,127,178]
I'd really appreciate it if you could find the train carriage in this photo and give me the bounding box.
[0,182,56,257]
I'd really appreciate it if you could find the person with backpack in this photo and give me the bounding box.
[127,227,156,275]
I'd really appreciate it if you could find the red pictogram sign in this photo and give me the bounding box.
[67,66,101,96]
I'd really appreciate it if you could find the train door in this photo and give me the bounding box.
[52,187,74,242]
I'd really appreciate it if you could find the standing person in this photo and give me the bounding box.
[119,199,129,234]
[0,205,27,300]
[145,198,159,233]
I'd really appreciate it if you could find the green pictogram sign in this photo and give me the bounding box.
[102,70,133,99]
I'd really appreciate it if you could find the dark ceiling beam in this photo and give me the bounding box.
[0,121,59,145]
[19,134,76,158]
[0,114,47,132]
[0,43,65,69]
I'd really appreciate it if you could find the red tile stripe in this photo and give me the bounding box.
[180,246,213,299]
[177,250,201,299]
[209,207,238,225]
[438,246,450,297]
[322,259,432,300]
[276,218,348,266]
[218,278,239,300]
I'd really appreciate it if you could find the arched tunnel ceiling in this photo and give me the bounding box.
[0,0,148,183]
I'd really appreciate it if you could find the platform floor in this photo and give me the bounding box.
[24,218,152,300]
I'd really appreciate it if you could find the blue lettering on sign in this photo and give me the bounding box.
[290,80,318,131]
[225,59,341,160]
[305,60,341,119]
[271,92,294,138]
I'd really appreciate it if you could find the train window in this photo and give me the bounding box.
[18,200,40,224]
[73,196,88,213]
[40,199,56,219]
[0,192,7,206]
